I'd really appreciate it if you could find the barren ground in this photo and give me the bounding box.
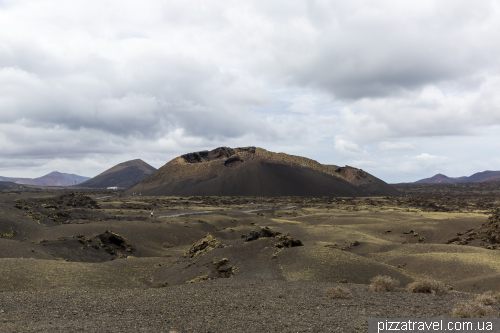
[1,188,499,332]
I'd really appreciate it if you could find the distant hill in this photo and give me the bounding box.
[415,171,500,184]
[465,171,500,183]
[0,176,30,183]
[16,172,90,186]
[126,147,399,197]
[79,159,156,189]
[0,181,24,191]
[0,172,89,187]
[415,174,466,184]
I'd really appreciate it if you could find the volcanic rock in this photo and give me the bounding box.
[241,227,303,248]
[476,209,500,244]
[57,193,100,209]
[241,227,281,242]
[184,234,224,258]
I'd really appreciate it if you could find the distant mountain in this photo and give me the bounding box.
[465,171,500,183]
[79,159,156,189]
[0,172,90,187]
[415,174,467,184]
[415,171,500,184]
[126,146,399,197]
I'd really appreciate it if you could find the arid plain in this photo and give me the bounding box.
[1,184,500,332]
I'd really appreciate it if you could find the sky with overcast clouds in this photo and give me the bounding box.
[1,0,500,183]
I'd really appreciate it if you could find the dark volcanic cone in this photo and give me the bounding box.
[79,159,156,189]
[125,147,387,197]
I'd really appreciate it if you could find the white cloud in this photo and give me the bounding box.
[414,153,446,160]
[288,95,316,114]
[333,136,368,157]
[379,142,415,151]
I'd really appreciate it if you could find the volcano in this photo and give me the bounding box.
[79,159,156,189]
[126,147,398,197]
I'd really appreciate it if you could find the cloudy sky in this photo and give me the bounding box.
[1,0,499,183]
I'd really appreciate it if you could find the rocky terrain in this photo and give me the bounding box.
[0,183,500,331]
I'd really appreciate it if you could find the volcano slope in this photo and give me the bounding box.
[79,159,156,189]
[326,165,401,196]
[126,147,396,197]
[1,189,500,331]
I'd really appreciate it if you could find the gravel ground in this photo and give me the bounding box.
[0,279,491,333]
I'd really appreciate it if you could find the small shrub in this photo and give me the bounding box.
[451,301,493,318]
[475,291,498,305]
[325,286,351,299]
[370,275,400,292]
[162,242,174,248]
[186,275,211,284]
[405,278,448,295]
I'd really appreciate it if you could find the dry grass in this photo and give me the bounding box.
[475,291,499,305]
[451,301,494,318]
[325,286,351,299]
[405,278,448,295]
[370,275,400,292]
[186,275,211,284]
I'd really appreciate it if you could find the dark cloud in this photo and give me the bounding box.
[256,1,499,99]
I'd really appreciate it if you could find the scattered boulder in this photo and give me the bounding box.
[241,227,303,248]
[184,234,223,258]
[77,231,134,258]
[241,227,281,242]
[98,230,134,253]
[214,258,236,278]
[275,235,303,248]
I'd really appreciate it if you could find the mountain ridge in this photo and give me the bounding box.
[0,172,89,187]
[415,171,500,184]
